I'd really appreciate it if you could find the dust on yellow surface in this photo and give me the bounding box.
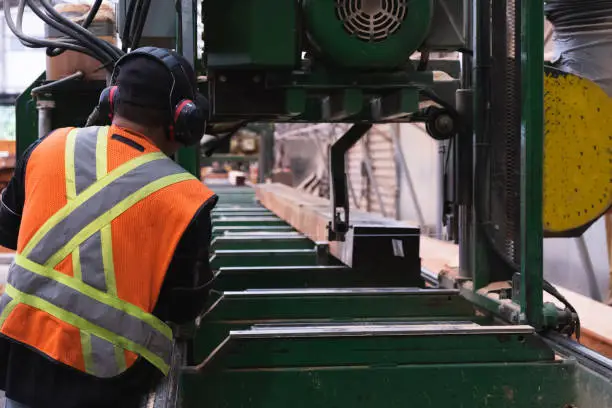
[544,72,612,234]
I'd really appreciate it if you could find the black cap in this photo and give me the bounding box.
[115,55,175,110]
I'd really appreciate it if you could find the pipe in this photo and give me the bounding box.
[436,141,446,239]
[37,99,54,139]
[31,71,84,96]
[575,236,603,302]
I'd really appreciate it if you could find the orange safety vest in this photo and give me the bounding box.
[0,125,214,378]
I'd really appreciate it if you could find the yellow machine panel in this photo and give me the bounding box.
[543,67,612,236]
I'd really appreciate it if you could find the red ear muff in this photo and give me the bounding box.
[109,86,118,119]
[97,86,119,124]
[172,99,206,146]
[174,100,193,123]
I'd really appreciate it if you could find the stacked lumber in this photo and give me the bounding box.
[255,183,612,358]
[255,183,450,270]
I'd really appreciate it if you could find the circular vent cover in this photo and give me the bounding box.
[302,0,433,68]
[335,0,408,42]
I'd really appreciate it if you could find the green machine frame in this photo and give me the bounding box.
[9,0,612,407]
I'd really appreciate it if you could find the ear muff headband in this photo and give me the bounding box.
[100,47,206,146]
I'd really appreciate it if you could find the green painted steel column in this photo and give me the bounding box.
[16,73,44,157]
[520,0,544,329]
[470,0,492,290]
[175,0,202,179]
[177,146,201,178]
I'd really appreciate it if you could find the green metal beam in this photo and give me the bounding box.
[520,0,544,328]
[16,73,44,157]
[211,236,314,251]
[212,217,287,227]
[209,249,322,269]
[212,266,421,292]
[212,225,294,237]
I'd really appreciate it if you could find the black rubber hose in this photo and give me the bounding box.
[4,0,101,59]
[37,0,123,61]
[129,0,145,47]
[121,0,138,51]
[130,0,152,49]
[47,0,104,58]
[26,0,112,63]
[26,0,109,57]
[82,0,103,28]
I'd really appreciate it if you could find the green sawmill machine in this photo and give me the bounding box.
[5,0,612,406]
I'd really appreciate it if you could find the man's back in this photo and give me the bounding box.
[0,125,217,407]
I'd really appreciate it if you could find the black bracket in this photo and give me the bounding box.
[327,123,372,241]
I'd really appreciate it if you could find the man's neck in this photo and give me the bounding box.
[111,117,166,150]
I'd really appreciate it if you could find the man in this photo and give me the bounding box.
[0,48,217,407]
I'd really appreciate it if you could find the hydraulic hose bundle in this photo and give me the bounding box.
[4,0,124,70]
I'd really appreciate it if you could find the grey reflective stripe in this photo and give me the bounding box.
[74,127,99,195]
[0,293,13,315]
[90,334,120,378]
[8,262,172,367]
[27,157,186,265]
[79,231,106,291]
[73,128,122,376]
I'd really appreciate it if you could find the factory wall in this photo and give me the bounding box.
[396,123,442,235]
[0,8,46,141]
[0,8,46,94]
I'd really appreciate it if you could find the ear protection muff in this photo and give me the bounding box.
[97,47,208,146]
[97,85,119,122]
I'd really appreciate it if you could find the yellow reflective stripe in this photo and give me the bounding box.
[100,225,117,296]
[80,330,95,375]
[21,152,167,257]
[68,130,81,279]
[72,247,82,280]
[95,126,109,180]
[45,173,193,272]
[4,284,169,375]
[64,129,79,201]
[114,346,127,372]
[15,254,172,340]
[0,298,18,328]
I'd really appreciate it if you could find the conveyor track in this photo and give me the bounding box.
[143,185,612,408]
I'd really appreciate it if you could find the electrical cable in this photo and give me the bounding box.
[129,0,145,45]
[47,0,104,58]
[26,0,112,63]
[81,0,103,29]
[121,0,138,51]
[129,0,151,49]
[543,279,581,340]
[37,0,123,61]
[24,0,107,58]
[37,0,120,62]
[4,0,100,60]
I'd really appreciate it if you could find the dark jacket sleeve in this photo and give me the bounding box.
[153,195,218,324]
[0,139,44,250]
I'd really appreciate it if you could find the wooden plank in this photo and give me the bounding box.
[255,183,418,267]
[255,183,612,359]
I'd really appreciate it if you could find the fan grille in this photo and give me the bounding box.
[335,0,408,42]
